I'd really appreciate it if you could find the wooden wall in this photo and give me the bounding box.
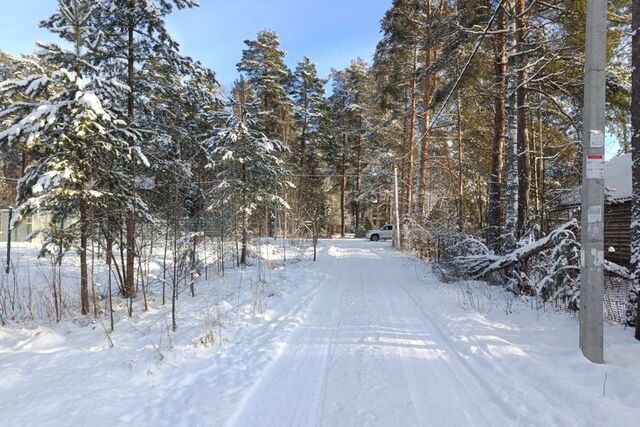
[604,202,631,266]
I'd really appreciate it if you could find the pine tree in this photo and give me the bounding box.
[237,30,293,141]
[503,0,519,252]
[0,52,26,207]
[376,0,421,222]
[0,0,139,315]
[537,230,580,311]
[487,2,507,251]
[515,0,530,236]
[93,0,199,299]
[328,59,372,236]
[290,57,328,229]
[206,78,292,265]
[237,30,293,236]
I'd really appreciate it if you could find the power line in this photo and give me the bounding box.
[1,173,373,187]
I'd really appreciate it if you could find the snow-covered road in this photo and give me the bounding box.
[228,241,521,426]
[226,240,639,427]
[1,239,639,427]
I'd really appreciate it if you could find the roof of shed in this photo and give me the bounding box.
[559,153,632,207]
[605,153,632,202]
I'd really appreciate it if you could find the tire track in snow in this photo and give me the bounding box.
[140,245,340,427]
[375,258,509,426]
[314,301,344,427]
[224,245,342,427]
[372,267,423,424]
[226,241,576,426]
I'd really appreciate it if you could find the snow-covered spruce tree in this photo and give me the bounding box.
[0,52,33,207]
[92,0,198,300]
[237,30,293,236]
[206,78,292,266]
[0,0,140,315]
[138,57,223,226]
[536,230,580,311]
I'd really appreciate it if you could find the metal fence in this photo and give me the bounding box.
[604,274,631,324]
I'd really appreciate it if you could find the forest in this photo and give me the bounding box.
[3,1,640,425]
[0,0,637,333]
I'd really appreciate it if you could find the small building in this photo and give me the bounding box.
[0,209,48,244]
[559,153,632,266]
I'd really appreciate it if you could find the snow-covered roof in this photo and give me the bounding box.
[604,153,631,202]
[559,153,632,207]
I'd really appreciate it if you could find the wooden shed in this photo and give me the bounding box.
[559,153,632,266]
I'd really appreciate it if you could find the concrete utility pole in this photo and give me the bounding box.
[393,167,401,249]
[580,0,606,363]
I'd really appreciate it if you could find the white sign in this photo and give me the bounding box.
[591,248,604,267]
[586,154,604,179]
[587,206,602,223]
[590,130,604,148]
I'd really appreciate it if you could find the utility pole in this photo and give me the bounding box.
[580,0,606,363]
[393,167,401,249]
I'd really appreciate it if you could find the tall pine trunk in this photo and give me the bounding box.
[297,98,309,225]
[72,4,89,315]
[400,89,409,221]
[106,230,114,331]
[125,2,136,300]
[79,202,89,314]
[504,0,519,251]
[487,5,507,251]
[355,106,363,231]
[456,92,464,232]
[417,48,434,218]
[403,49,418,222]
[516,0,530,236]
[340,129,347,237]
[240,164,249,266]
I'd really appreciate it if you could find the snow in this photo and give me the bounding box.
[1,240,640,426]
[605,153,632,202]
[75,91,108,119]
[132,146,151,167]
[560,153,632,206]
[31,168,74,194]
[26,76,50,95]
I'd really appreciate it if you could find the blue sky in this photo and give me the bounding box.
[0,0,392,90]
